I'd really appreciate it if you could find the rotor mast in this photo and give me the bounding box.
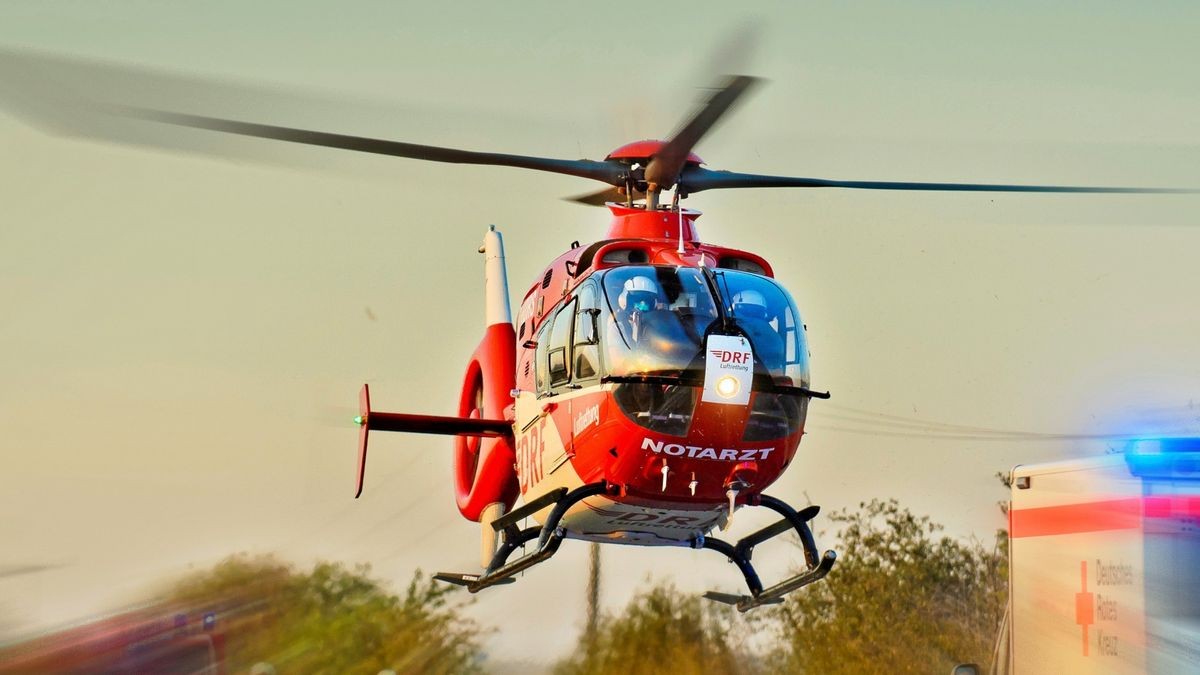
[603,202,700,242]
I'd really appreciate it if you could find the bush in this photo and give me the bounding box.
[554,581,762,675]
[767,499,1007,673]
[165,555,483,675]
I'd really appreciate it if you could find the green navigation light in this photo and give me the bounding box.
[354,415,365,426]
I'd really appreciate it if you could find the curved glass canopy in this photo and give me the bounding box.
[597,266,810,389]
[533,265,812,440]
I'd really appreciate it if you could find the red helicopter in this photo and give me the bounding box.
[123,74,1192,612]
[10,58,1189,610]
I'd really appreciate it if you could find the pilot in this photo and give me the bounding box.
[731,288,785,372]
[731,289,770,320]
[616,274,661,345]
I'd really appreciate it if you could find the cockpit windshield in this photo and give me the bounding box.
[601,266,717,377]
[596,266,810,389]
[714,269,810,388]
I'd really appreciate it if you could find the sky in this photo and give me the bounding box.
[2,0,1199,666]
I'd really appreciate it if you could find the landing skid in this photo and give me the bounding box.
[434,482,608,593]
[700,495,837,612]
[433,485,837,612]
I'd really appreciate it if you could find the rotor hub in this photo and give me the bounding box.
[606,140,703,166]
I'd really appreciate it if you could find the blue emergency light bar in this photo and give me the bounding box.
[1124,437,1200,478]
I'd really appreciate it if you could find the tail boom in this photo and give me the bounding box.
[354,383,512,498]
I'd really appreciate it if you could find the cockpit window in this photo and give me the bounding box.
[594,266,809,389]
[573,282,601,382]
[601,266,718,378]
[595,265,810,439]
[716,269,809,388]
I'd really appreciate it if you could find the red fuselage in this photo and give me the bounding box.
[502,205,812,544]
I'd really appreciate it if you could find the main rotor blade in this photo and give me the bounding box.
[121,107,629,187]
[644,75,759,188]
[678,166,1198,195]
[565,186,647,207]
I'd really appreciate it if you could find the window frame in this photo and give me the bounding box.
[571,281,602,386]
[547,298,576,389]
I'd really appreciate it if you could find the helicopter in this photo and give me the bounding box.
[3,54,1192,612]
[210,72,1181,611]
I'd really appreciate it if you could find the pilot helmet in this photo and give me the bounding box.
[731,289,769,320]
[620,275,659,313]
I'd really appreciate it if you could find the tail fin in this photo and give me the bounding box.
[453,226,518,520]
[353,226,519,522]
[482,224,512,327]
[354,383,509,498]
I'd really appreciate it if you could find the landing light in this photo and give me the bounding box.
[715,375,740,399]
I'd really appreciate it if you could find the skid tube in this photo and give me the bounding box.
[434,482,609,593]
[701,494,837,612]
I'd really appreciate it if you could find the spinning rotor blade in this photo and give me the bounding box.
[677,166,1198,195]
[566,185,647,206]
[6,49,1190,204]
[644,75,759,189]
[0,49,627,186]
[122,108,629,186]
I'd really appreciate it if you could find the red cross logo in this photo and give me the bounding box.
[1075,560,1094,656]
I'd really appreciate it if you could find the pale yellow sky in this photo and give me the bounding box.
[2,0,1199,664]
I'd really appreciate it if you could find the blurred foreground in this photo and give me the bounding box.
[0,499,1005,674]
[0,559,482,674]
[7,446,1199,673]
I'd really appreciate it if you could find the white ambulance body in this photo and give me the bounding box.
[1007,440,1200,674]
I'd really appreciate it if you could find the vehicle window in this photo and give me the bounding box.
[717,270,810,388]
[534,314,553,394]
[573,283,600,382]
[600,266,718,378]
[548,299,575,387]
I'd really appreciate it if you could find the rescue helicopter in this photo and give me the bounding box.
[160,73,1179,611]
[4,53,1191,611]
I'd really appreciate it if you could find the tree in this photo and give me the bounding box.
[767,499,1007,674]
[554,581,762,675]
[164,555,484,675]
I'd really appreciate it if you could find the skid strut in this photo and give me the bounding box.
[701,494,837,612]
[435,486,835,610]
[434,482,609,593]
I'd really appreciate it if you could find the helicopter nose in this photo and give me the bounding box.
[688,398,753,446]
[725,460,758,489]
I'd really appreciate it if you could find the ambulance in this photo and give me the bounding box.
[1003,438,1200,673]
